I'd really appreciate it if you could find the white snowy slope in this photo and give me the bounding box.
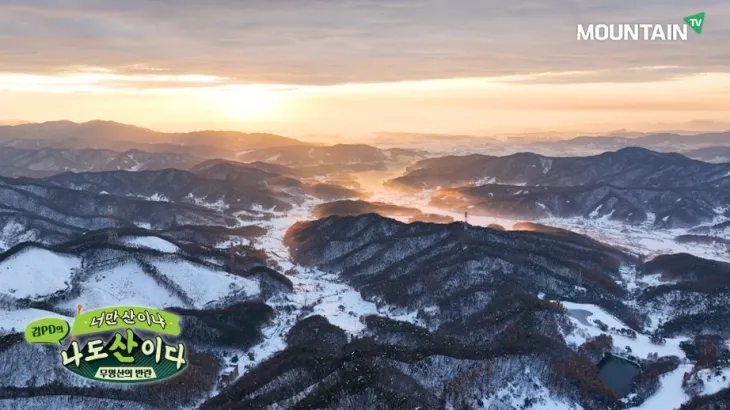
[57,261,186,311]
[149,260,260,309]
[0,309,73,334]
[0,247,80,300]
[559,301,689,359]
[558,300,704,410]
[479,369,583,410]
[0,221,36,251]
[694,367,730,397]
[121,236,180,253]
[0,397,154,410]
[628,364,692,410]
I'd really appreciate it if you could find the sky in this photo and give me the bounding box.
[0,0,729,138]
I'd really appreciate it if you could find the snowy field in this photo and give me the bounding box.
[479,371,583,410]
[694,367,730,397]
[150,260,260,308]
[0,221,36,251]
[558,300,730,410]
[0,247,80,300]
[628,364,692,410]
[0,308,73,334]
[559,301,688,359]
[121,235,180,253]
[559,300,691,410]
[57,261,186,311]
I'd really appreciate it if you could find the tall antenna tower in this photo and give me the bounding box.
[107,216,118,243]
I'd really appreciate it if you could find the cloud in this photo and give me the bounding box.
[0,0,728,85]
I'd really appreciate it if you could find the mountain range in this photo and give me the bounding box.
[0,120,304,153]
[0,122,429,179]
[388,148,730,228]
[0,124,729,410]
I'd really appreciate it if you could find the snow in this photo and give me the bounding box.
[695,367,730,396]
[627,364,692,410]
[480,371,583,410]
[559,297,698,410]
[137,193,169,202]
[211,199,427,391]
[356,168,730,263]
[559,301,688,359]
[0,308,73,334]
[127,153,143,171]
[474,176,497,185]
[600,209,616,220]
[589,204,603,218]
[0,397,155,410]
[150,260,260,309]
[0,221,35,251]
[541,158,553,174]
[1,164,726,409]
[57,261,185,311]
[122,236,179,253]
[184,193,229,211]
[264,154,281,162]
[0,247,80,300]
[307,287,379,333]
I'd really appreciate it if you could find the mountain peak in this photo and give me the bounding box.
[611,146,689,161]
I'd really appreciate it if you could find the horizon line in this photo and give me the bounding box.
[2,118,730,141]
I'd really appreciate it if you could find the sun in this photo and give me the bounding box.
[216,86,282,120]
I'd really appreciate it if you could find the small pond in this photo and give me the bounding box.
[597,354,641,397]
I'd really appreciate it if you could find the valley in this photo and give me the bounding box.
[0,132,728,409]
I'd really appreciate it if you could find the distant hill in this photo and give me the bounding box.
[0,120,306,154]
[0,146,202,178]
[237,143,428,168]
[682,146,730,163]
[541,131,730,152]
[388,148,730,228]
[390,148,730,191]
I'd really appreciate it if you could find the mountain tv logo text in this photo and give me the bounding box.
[577,12,704,41]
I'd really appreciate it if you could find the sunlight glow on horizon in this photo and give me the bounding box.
[1,67,730,137]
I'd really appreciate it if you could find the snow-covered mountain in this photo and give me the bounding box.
[390,148,730,190]
[429,184,730,229]
[387,148,730,229]
[0,143,729,410]
[0,146,202,178]
[237,143,429,172]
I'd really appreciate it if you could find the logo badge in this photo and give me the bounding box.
[683,12,705,35]
[25,306,188,383]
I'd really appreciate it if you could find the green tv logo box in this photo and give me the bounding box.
[684,12,705,34]
[24,306,188,383]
